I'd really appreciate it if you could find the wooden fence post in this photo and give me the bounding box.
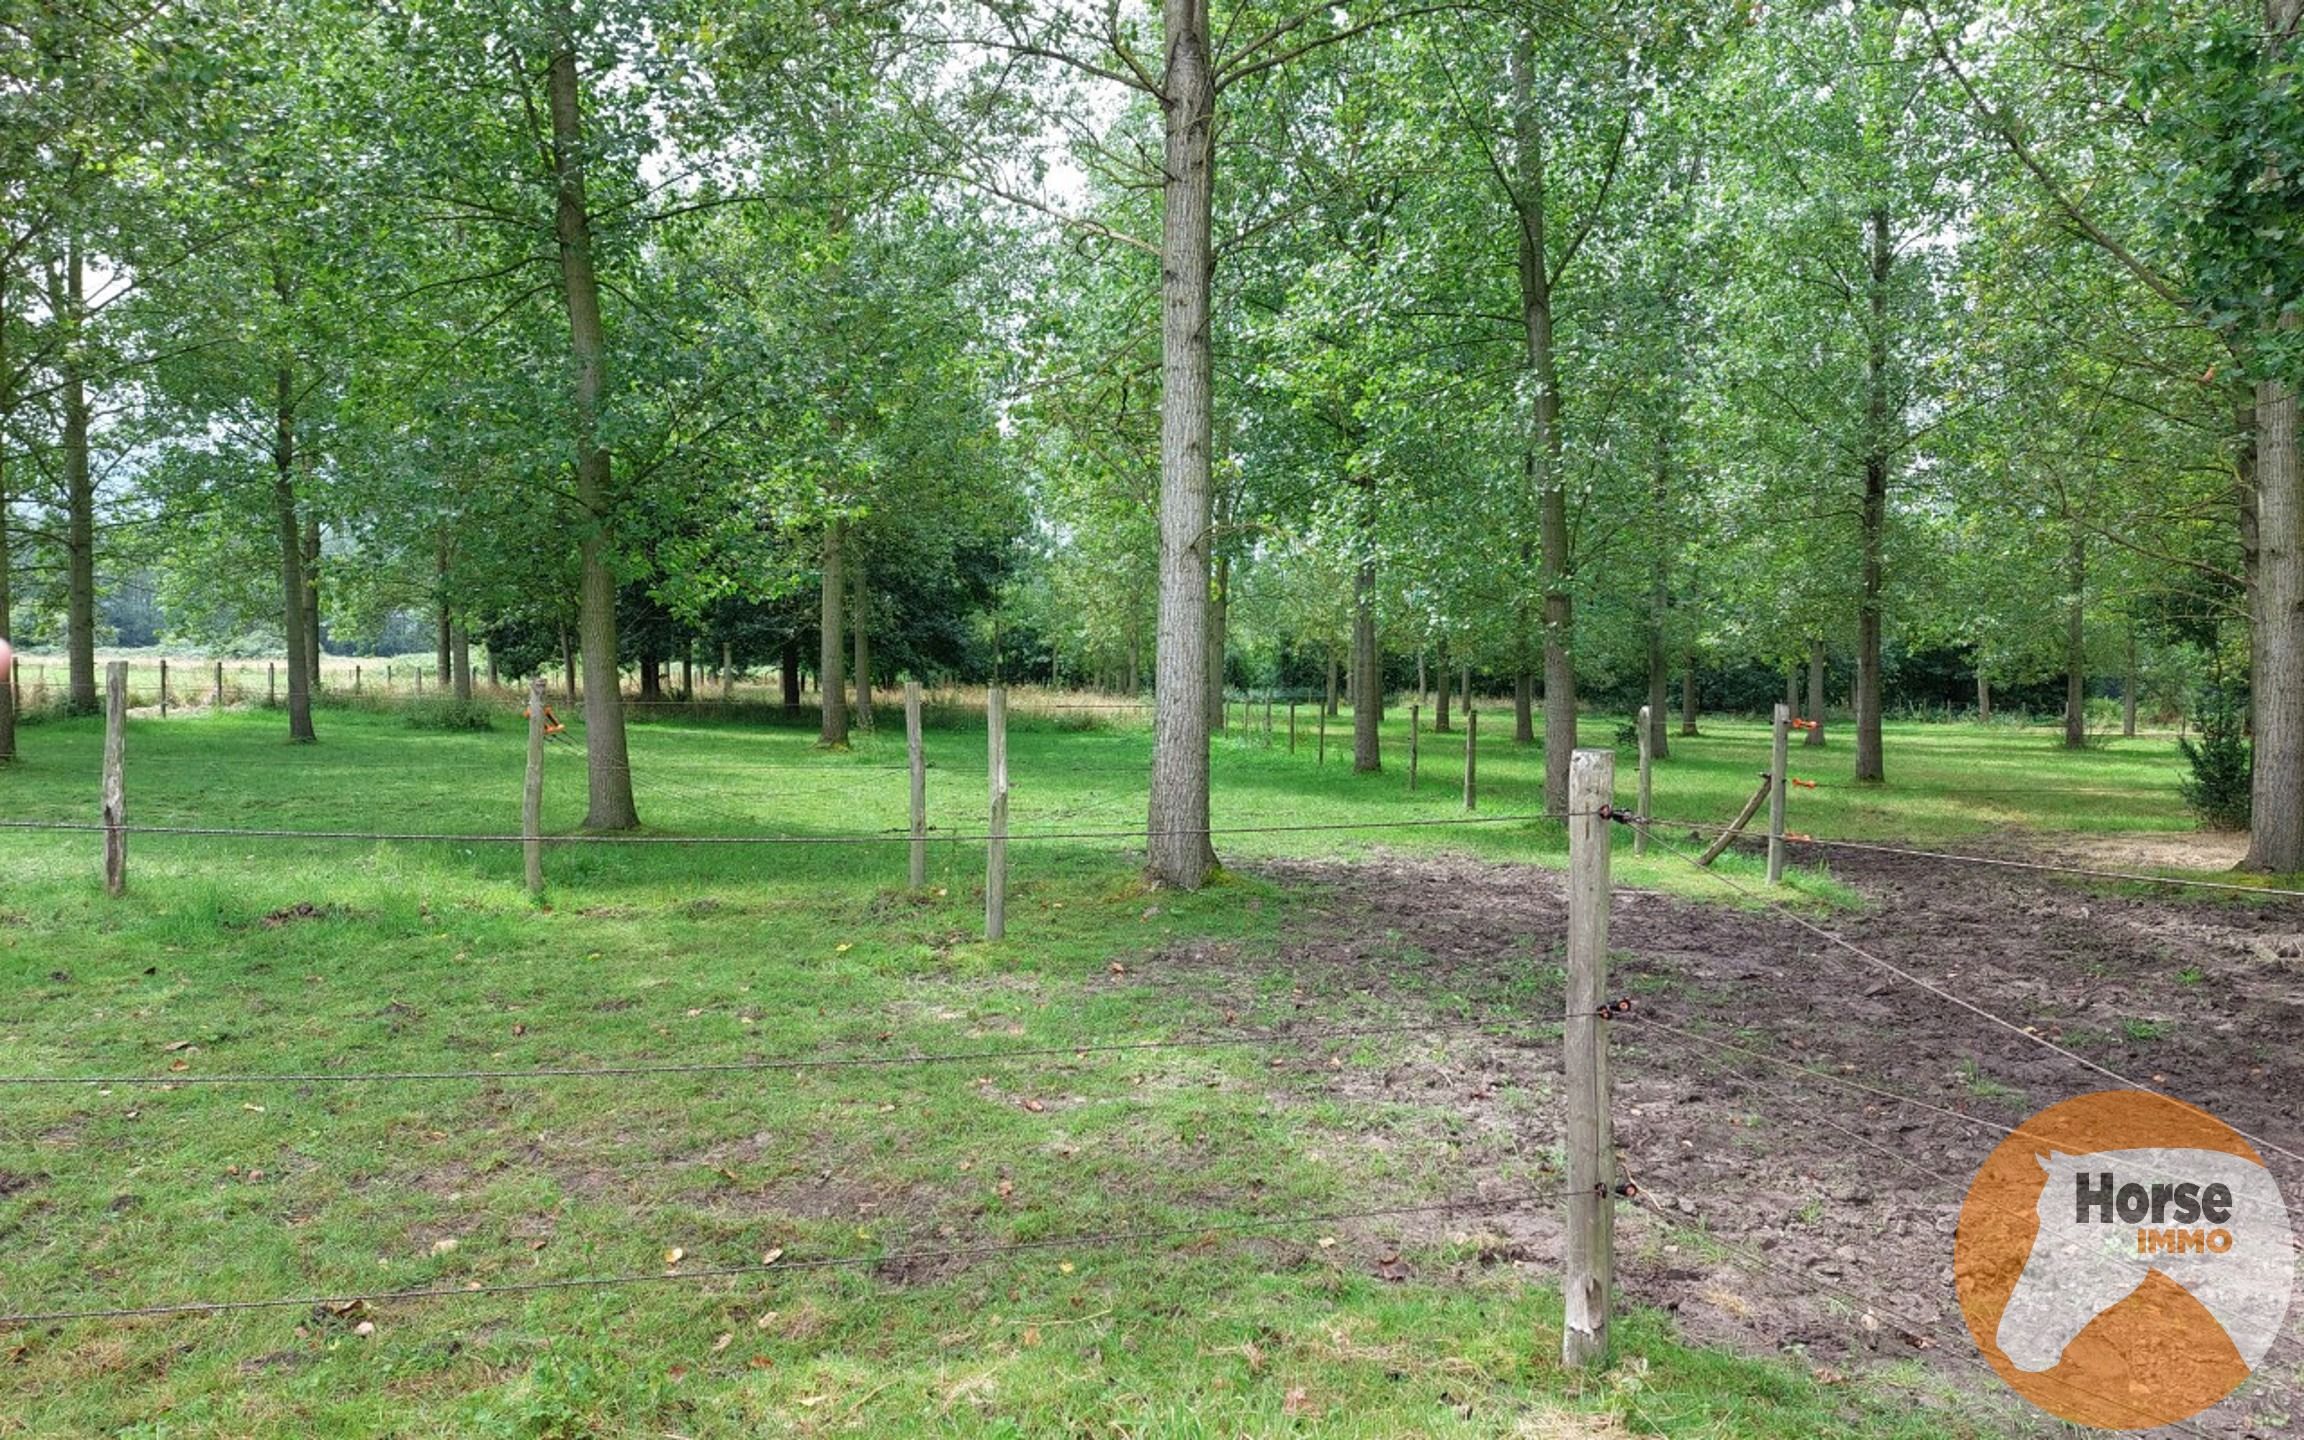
[1767,702,1790,885]
[986,685,1008,940]
[1563,745,1616,1368]
[1409,703,1420,791]
[268,661,277,707]
[1463,707,1478,810]
[213,661,225,706]
[523,677,547,895]
[159,658,170,717]
[1634,705,1653,857]
[354,663,363,695]
[1317,705,1326,765]
[416,668,425,696]
[102,661,127,896]
[906,680,927,889]
[1288,701,1296,754]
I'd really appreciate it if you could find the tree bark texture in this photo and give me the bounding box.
[274,361,315,742]
[819,517,848,745]
[1854,206,1892,784]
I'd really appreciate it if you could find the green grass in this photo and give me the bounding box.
[0,697,2169,1437]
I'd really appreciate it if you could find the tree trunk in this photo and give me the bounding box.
[851,550,872,730]
[560,624,576,701]
[273,358,315,742]
[1435,645,1452,733]
[2123,624,2138,737]
[452,626,474,701]
[2064,526,2087,749]
[1147,0,1217,887]
[1514,667,1536,744]
[1804,638,1826,748]
[1416,651,1427,715]
[782,635,802,712]
[1511,34,1575,813]
[546,16,639,829]
[1644,573,1671,763]
[1680,651,1699,736]
[818,517,848,745]
[297,514,319,690]
[1352,550,1380,772]
[59,244,96,714]
[638,644,662,701]
[2246,374,2303,870]
[1854,206,1892,784]
[1977,673,1992,723]
[435,590,451,684]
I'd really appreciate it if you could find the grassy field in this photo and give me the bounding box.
[0,696,2205,1437]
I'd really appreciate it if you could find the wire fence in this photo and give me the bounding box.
[7,709,2300,1432]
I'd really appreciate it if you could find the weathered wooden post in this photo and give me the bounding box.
[1635,704,1653,857]
[386,663,394,691]
[213,660,225,707]
[1288,701,1297,754]
[268,662,277,707]
[415,668,425,696]
[1409,704,1420,791]
[1264,691,1273,746]
[905,679,927,889]
[985,685,1008,940]
[354,663,362,694]
[722,641,735,701]
[102,661,127,896]
[1317,706,1326,765]
[1463,706,1478,811]
[158,657,170,717]
[1562,745,1616,1367]
[1767,702,1790,885]
[523,677,548,896]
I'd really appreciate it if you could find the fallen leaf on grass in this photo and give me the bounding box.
[161,1040,195,1053]
[430,1238,459,1256]
[797,1395,829,1408]
[1021,1099,1045,1113]
[664,1247,686,1266]
[760,1247,785,1266]
[1316,1236,1337,1249]
[352,1321,375,1337]
[711,1332,733,1353]
[1283,1386,1313,1416]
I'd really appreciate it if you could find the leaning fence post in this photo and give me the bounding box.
[1563,745,1616,1368]
[1767,701,1790,886]
[1635,705,1653,857]
[985,685,1008,940]
[523,677,547,895]
[1463,706,1478,810]
[905,679,927,889]
[1409,703,1420,791]
[102,661,127,896]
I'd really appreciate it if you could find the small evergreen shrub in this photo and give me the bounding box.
[2178,687,2251,829]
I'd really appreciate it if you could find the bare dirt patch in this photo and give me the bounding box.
[1202,846,2304,1436]
[2035,829,2251,874]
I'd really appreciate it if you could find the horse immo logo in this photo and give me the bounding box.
[1957,1091,2293,1429]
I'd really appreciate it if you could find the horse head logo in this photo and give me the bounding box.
[1994,1147,2289,1375]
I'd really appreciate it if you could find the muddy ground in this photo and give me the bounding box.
[1185,840,2304,1439]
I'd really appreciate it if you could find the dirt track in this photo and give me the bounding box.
[1231,841,2304,1438]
